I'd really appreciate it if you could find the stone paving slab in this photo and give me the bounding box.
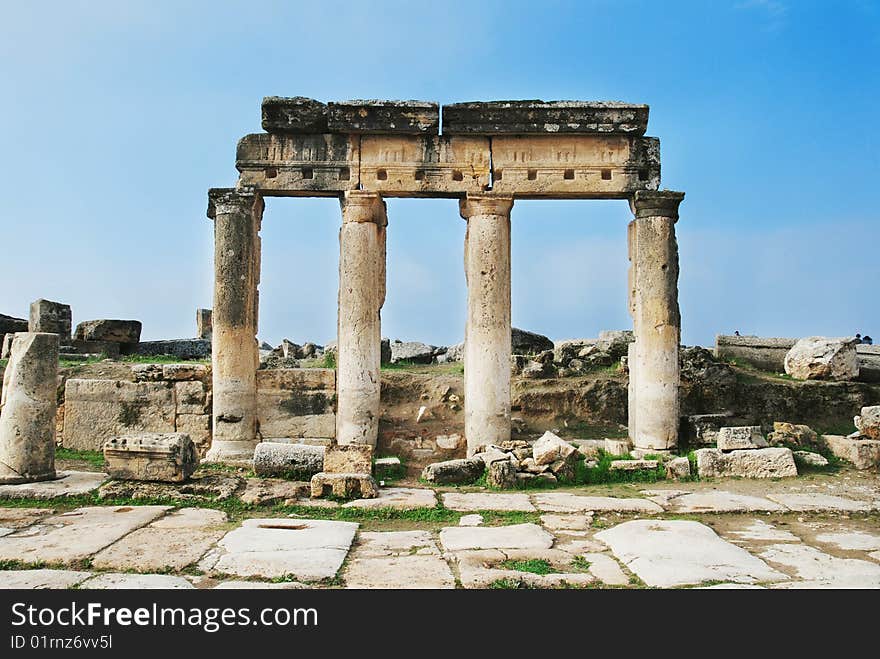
[725,520,801,543]
[459,514,484,526]
[0,508,55,537]
[345,554,455,589]
[341,487,436,509]
[813,531,880,551]
[440,523,553,551]
[0,471,108,499]
[199,518,358,581]
[0,506,170,564]
[92,508,228,572]
[595,520,789,588]
[579,552,630,586]
[80,573,194,589]
[664,491,786,514]
[760,543,880,588]
[767,493,876,512]
[0,569,92,589]
[540,514,593,531]
[213,580,307,589]
[354,530,439,557]
[441,492,535,512]
[453,548,595,589]
[533,493,663,514]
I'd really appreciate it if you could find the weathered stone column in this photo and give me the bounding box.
[206,188,263,463]
[628,190,684,451]
[336,191,387,446]
[0,332,59,483]
[460,194,514,455]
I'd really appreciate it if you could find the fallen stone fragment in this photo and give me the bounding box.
[716,426,767,451]
[784,336,859,381]
[609,459,658,471]
[665,457,690,480]
[854,405,880,440]
[695,447,798,479]
[768,422,820,449]
[793,451,829,467]
[533,431,577,465]
[420,457,484,485]
[252,442,324,479]
[74,320,142,345]
[604,438,631,456]
[310,472,378,499]
[240,478,310,506]
[323,443,372,474]
[103,432,197,483]
[821,434,880,470]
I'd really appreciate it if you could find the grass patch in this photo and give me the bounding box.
[321,352,336,369]
[577,450,667,485]
[570,556,592,572]
[488,578,532,589]
[0,359,7,369]
[59,354,110,368]
[499,558,559,575]
[55,447,105,468]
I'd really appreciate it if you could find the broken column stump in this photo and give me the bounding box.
[252,442,324,479]
[310,443,378,499]
[0,332,59,484]
[103,432,197,483]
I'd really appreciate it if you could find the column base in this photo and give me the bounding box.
[204,440,258,466]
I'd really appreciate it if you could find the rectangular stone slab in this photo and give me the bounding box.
[200,518,358,580]
[327,100,439,134]
[261,96,328,134]
[595,520,788,588]
[0,505,169,563]
[442,100,649,136]
[439,523,554,551]
[257,368,336,439]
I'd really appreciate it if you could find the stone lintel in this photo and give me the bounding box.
[459,193,514,220]
[207,187,263,220]
[443,100,649,136]
[327,100,439,134]
[630,190,685,220]
[340,191,386,225]
[261,96,328,134]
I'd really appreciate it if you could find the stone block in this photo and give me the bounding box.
[793,451,829,467]
[134,339,211,359]
[131,363,163,381]
[714,335,795,371]
[327,100,439,134]
[666,456,691,480]
[74,320,141,346]
[252,441,324,478]
[261,96,328,133]
[236,132,359,193]
[323,443,372,474]
[0,313,28,336]
[0,333,59,484]
[856,345,880,383]
[257,368,336,439]
[767,422,820,449]
[28,299,71,341]
[855,405,880,440]
[442,100,649,135]
[164,363,208,381]
[373,456,401,479]
[784,336,859,381]
[717,426,768,450]
[822,434,880,470]
[175,381,208,414]
[62,379,175,451]
[533,430,576,465]
[604,438,632,456]
[103,432,197,483]
[0,332,13,359]
[420,457,484,485]
[695,447,798,479]
[486,458,516,489]
[310,472,378,499]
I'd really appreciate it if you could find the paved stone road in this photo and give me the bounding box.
[0,483,878,589]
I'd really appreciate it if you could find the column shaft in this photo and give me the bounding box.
[206,188,263,463]
[460,195,513,455]
[336,191,386,446]
[628,190,684,451]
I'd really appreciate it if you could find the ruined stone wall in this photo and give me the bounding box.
[256,368,336,442]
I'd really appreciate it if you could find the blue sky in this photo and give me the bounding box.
[1,0,878,347]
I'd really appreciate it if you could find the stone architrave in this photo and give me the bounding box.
[627,190,684,451]
[336,191,386,447]
[460,194,514,455]
[0,333,59,484]
[28,299,71,342]
[205,188,263,463]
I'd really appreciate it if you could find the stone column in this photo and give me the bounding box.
[336,191,387,446]
[0,332,59,483]
[628,190,684,451]
[205,188,263,463]
[460,194,514,455]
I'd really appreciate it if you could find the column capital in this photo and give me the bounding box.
[629,190,684,221]
[340,190,387,226]
[207,187,263,220]
[459,193,514,220]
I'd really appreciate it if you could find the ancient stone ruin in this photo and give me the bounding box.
[205,97,685,465]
